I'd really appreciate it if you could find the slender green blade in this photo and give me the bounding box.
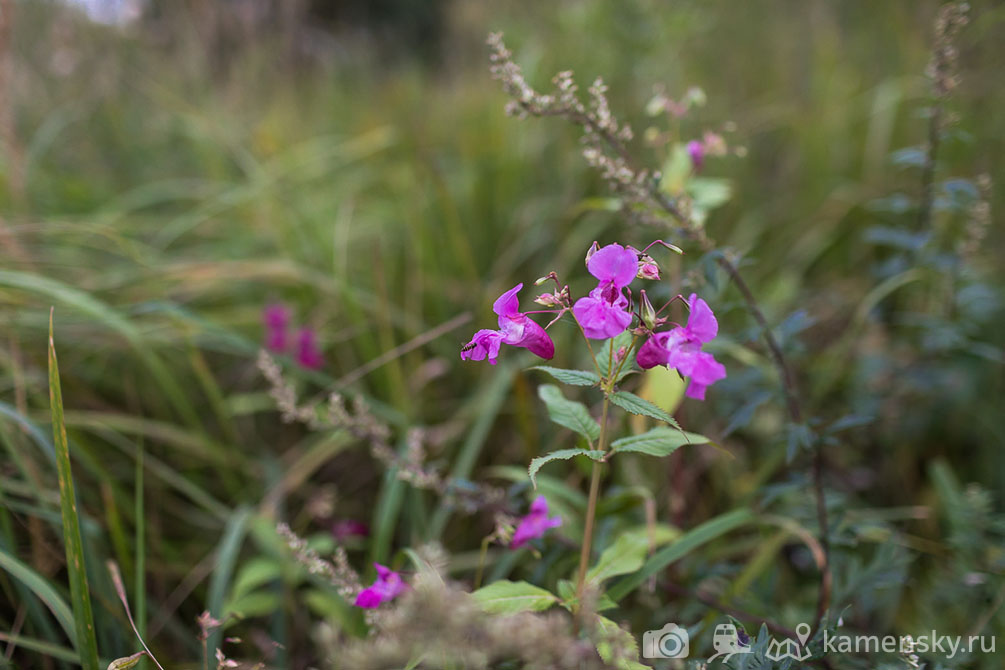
[48,311,101,670]
[607,507,753,602]
[0,546,77,647]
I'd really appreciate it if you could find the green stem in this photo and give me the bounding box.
[576,395,610,612]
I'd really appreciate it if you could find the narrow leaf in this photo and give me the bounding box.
[530,366,601,387]
[608,508,753,602]
[48,310,100,670]
[537,385,601,441]
[610,428,710,457]
[528,449,604,488]
[471,580,558,614]
[609,391,680,428]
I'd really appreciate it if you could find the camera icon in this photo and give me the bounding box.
[642,622,690,659]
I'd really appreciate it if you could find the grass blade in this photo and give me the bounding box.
[48,309,100,670]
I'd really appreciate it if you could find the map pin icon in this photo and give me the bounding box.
[796,623,811,646]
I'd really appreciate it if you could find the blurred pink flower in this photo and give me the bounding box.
[511,495,562,549]
[461,284,554,365]
[295,328,325,370]
[263,303,291,352]
[572,243,637,339]
[687,140,704,171]
[354,563,406,609]
[332,520,370,541]
[637,293,726,400]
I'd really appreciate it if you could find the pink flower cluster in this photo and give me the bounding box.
[263,303,325,370]
[459,241,726,400]
[352,496,562,609]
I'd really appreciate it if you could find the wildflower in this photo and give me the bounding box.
[263,303,291,352]
[511,495,562,549]
[687,140,704,171]
[461,284,555,365]
[354,563,406,609]
[332,519,370,541]
[637,294,726,400]
[295,328,325,370]
[572,243,638,339]
[638,256,660,280]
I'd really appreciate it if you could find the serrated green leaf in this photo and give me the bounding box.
[556,579,617,612]
[531,366,601,386]
[529,448,604,488]
[471,580,558,614]
[586,533,649,584]
[594,616,648,670]
[609,391,680,428]
[610,427,710,457]
[537,385,601,441]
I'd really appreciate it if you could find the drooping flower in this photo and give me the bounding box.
[572,243,638,339]
[461,284,554,365]
[354,563,406,609]
[637,294,726,400]
[295,328,325,370]
[263,303,291,352]
[511,495,562,549]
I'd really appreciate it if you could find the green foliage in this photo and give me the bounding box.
[528,448,604,488]
[537,384,602,442]
[608,391,680,428]
[48,315,100,670]
[531,366,602,387]
[609,427,710,457]
[471,580,558,614]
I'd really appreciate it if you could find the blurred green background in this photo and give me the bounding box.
[0,0,1003,666]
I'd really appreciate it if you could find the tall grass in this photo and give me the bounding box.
[0,0,1002,664]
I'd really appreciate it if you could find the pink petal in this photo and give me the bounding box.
[492,283,524,318]
[573,293,633,340]
[503,317,554,360]
[636,332,671,369]
[295,329,325,370]
[461,329,504,364]
[263,303,291,329]
[529,495,549,515]
[354,587,382,609]
[587,244,638,288]
[686,294,718,343]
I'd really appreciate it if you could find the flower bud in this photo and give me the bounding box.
[534,292,561,307]
[584,241,600,267]
[640,290,657,330]
[638,255,660,280]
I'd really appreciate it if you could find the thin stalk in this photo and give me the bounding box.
[575,395,610,610]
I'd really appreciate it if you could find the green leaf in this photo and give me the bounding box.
[609,391,680,428]
[594,616,649,670]
[0,546,77,648]
[556,579,617,612]
[471,580,558,614]
[48,312,100,670]
[608,508,754,601]
[531,366,601,387]
[586,533,649,584]
[537,385,601,441]
[107,652,147,670]
[610,427,711,457]
[528,448,604,488]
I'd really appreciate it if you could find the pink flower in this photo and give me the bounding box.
[511,495,562,549]
[461,284,555,365]
[354,563,406,609]
[263,303,291,352]
[572,243,638,339]
[637,294,726,400]
[332,520,369,541]
[687,140,704,171]
[295,328,325,370]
